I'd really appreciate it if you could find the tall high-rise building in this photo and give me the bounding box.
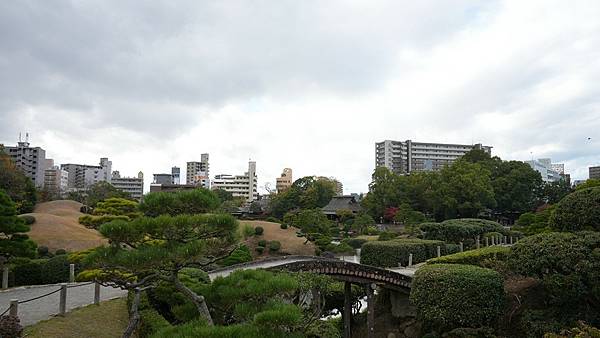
[112,171,144,201]
[171,166,180,184]
[212,161,258,202]
[2,135,49,187]
[590,166,600,179]
[276,168,293,193]
[44,166,69,198]
[61,158,112,190]
[187,153,210,188]
[525,158,563,183]
[375,140,492,174]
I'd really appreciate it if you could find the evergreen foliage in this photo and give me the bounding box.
[139,188,220,217]
[549,187,600,231]
[361,239,446,267]
[0,189,37,259]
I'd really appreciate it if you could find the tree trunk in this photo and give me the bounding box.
[122,288,141,338]
[173,274,214,325]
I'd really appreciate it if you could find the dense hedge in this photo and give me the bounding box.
[361,239,446,267]
[420,218,507,245]
[410,264,505,333]
[19,215,35,225]
[11,255,71,286]
[342,238,367,249]
[549,187,600,231]
[79,214,129,228]
[427,246,510,267]
[219,245,253,267]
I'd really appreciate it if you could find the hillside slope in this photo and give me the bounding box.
[240,220,316,257]
[22,200,107,252]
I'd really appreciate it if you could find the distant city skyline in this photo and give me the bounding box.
[1,1,599,193]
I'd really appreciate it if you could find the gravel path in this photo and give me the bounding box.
[0,283,127,326]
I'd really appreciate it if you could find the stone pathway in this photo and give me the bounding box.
[0,283,127,326]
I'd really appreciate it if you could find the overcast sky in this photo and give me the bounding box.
[1,1,599,194]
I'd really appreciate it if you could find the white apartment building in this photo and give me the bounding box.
[61,157,112,190]
[44,166,69,197]
[525,158,563,183]
[187,153,210,188]
[112,171,144,201]
[212,161,257,202]
[375,140,492,174]
[2,138,49,187]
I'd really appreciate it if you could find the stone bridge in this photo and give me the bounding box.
[208,255,415,338]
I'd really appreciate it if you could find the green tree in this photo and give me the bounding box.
[283,209,332,235]
[353,214,376,234]
[269,177,336,218]
[0,190,37,259]
[0,147,37,213]
[86,181,131,207]
[393,203,427,225]
[431,161,496,220]
[361,167,404,219]
[489,160,543,218]
[213,188,234,202]
[84,213,238,334]
[139,189,220,217]
[542,179,572,204]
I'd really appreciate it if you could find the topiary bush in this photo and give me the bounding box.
[410,264,505,333]
[255,247,264,254]
[19,215,35,225]
[266,217,280,223]
[549,187,600,231]
[361,239,446,267]
[280,223,288,229]
[254,226,264,236]
[428,246,510,267]
[377,231,398,241]
[269,241,281,252]
[421,218,507,245]
[258,239,267,247]
[78,214,130,228]
[37,246,49,257]
[55,249,67,255]
[12,255,70,286]
[342,238,367,249]
[219,245,253,266]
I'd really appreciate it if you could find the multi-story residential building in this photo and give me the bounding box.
[61,158,112,190]
[112,171,144,201]
[525,158,563,183]
[186,154,210,187]
[44,166,69,198]
[590,166,600,179]
[212,161,258,202]
[2,137,49,187]
[171,167,180,185]
[375,140,492,174]
[153,173,173,185]
[276,168,293,193]
[551,163,565,175]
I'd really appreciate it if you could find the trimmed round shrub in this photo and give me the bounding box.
[255,247,264,254]
[377,231,398,241]
[428,246,510,267]
[55,249,67,255]
[37,246,49,257]
[220,245,253,266]
[421,218,506,244]
[361,239,446,267]
[410,264,505,333]
[268,241,281,252]
[266,217,280,223]
[257,240,267,247]
[254,226,264,236]
[549,187,600,231]
[342,238,367,249]
[19,215,36,225]
[280,224,288,230]
[445,243,461,255]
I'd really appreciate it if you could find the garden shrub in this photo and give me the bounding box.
[445,243,461,255]
[255,247,264,254]
[19,215,35,225]
[128,290,171,338]
[365,226,379,235]
[549,187,600,231]
[314,236,332,248]
[410,264,504,333]
[0,315,23,338]
[342,238,367,249]
[266,217,280,223]
[254,226,264,236]
[361,239,446,267]
[280,223,288,229]
[421,218,506,245]
[12,255,70,286]
[428,246,510,267]
[257,240,267,247]
[55,249,67,255]
[78,214,129,228]
[269,241,281,252]
[219,245,253,266]
[377,231,398,241]
[37,246,49,257]
[242,224,254,239]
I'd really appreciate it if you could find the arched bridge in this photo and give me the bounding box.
[207,255,413,292]
[208,255,415,338]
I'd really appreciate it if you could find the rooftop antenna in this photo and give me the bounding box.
[26,132,29,143]
[19,132,22,142]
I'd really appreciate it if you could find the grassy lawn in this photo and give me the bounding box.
[24,298,130,338]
